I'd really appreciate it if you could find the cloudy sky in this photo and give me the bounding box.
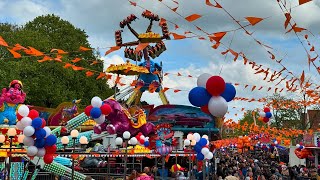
[1,0,320,121]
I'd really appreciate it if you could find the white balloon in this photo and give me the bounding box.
[296,144,300,148]
[23,126,35,137]
[193,133,201,142]
[37,148,46,157]
[130,137,138,145]
[123,131,131,139]
[201,147,210,155]
[23,136,34,146]
[21,117,32,127]
[197,73,212,88]
[16,121,25,130]
[91,96,103,108]
[18,105,29,117]
[259,112,265,117]
[202,135,209,139]
[184,139,191,146]
[27,146,38,156]
[43,127,51,138]
[205,152,213,160]
[208,96,228,117]
[94,115,105,124]
[140,135,145,141]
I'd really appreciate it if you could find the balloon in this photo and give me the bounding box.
[259,112,266,117]
[35,138,45,148]
[130,137,138,145]
[264,107,270,113]
[21,117,32,127]
[205,152,213,160]
[94,115,105,124]
[84,105,93,116]
[220,83,236,102]
[28,110,39,120]
[90,107,102,119]
[197,153,205,160]
[208,96,228,117]
[194,144,202,153]
[198,138,208,147]
[201,147,210,155]
[43,154,54,164]
[36,148,46,157]
[193,133,201,142]
[32,118,43,129]
[206,76,226,96]
[263,117,269,123]
[17,113,23,121]
[23,136,35,146]
[18,105,29,117]
[41,119,46,128]
[200,105,210,114]
[139,139,145,145]
[43,127,51,138]
[45,145,57,154]
[45,135,57,146]
[100,104,112,115]
[91,96,103,108]
[16,121,24,130]
[265,112,272,118]
[35,128,46,139]
[197,73,212,88]
[188,87,211,107]
[27,146,38,156]
[23,126,35,137]
[144,141,150,147]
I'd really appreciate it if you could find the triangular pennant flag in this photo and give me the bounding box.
[299,0,312,5]
[28,46,44,56]
[0,36,9,47]
[96,72,106,80]
[245,17,264,26]
[71,58,82,63]
[37,56,52,63]
[135,43,149,53]
[171,33,186,40]
[205,0,222,8]
[79,46,92,51]
[105,46,121,55]
[7,48,21,58]
[185,14,202,22]
[63,63,73,69]
[86,71,94,77]
[161,87,170,93]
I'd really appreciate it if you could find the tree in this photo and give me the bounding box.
[239,110,265,126]
[0,15,114,108]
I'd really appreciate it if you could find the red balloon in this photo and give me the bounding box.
[139,139,145,144]
[17,113,23,121]
[206,76,226,96]
[263,117,269,123]
[41,119,46,128]
[45,145,57,154]
[60,127,67,134]
[263,107,270,113]
[28,110,39,120]
[100,104,112,115]
[200,105,210,114]
[43,154,54,164]
[84,105,93,116]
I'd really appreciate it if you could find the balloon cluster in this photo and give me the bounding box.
[84,97,112,124]
[187,133,213,160]
[189,73,236,117]
[16,105,57,164]
[135,132,150,147]
[258,107,272,123]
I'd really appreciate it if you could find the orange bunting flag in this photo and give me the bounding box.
[164,73,169,76]
[310,46,315,52]
[209,32,227,43]
[7,48,21,58]
[212,42,221,49]
[96,72,107,80]
[63,63,73,69]
[86,71,94,77]
[286,23,306,33]
[54,55,63,62]
[174,89,181,93]
[175,24,179,29]
[71,58,82,63]
[12,44,26,51]
[90,60,99,65]
[37,56,52,63]
[299,0,312,5]
[206,0,222,8]
[0,36,8,47]
[79,46,91,51]
[267,51,275,60]
[171,33,186,40]
[300,70,305,86]
[135,43,149,53]
[245,17,264,26]
[229,49,239,61]
[161,87,170,93]
[251,86,256,91]
[177,72,182,76]
[129,0,137,6]
[115,76,122,85]
[172,0,179,4]
[50,49,68,54]
[71,65,84,71]
[149,84,157,93]
[28,46,44,56]
[105,46,121,55]
[185,14,202,22]
[172,6,178,12]
[284,13,291,29]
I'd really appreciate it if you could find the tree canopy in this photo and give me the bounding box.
[0,14,113,108]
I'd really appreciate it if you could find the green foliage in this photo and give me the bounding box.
[239,110,265,126]
[0,14,113,108]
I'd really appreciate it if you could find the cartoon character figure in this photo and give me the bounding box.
[80,143,107,168]
[155,124,173,156]
[136,60,162,92]
[0,80,26,125]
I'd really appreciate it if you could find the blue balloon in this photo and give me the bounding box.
[35,138,45,148]
[32,117,43,129]
[90,107,102,119]
[35,128,46,139]
[197,153,204,160]
[188,87,212,107]
[144,141,150,147]
[194,144,202,153]
[45,135,57,146]
[198,138,207,147]
[221,83,236,102]
[265,112,272,118]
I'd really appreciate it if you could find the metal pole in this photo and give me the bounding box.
[8,137,13,180]
[107,144,110,180]
[203,160,206,180]
[124,141,128,180]
[71,138,76,180]
[162,156,165,180]
[188,147,192,179]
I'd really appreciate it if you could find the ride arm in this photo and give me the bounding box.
[127,23,139,38]
[146,20,153,33]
